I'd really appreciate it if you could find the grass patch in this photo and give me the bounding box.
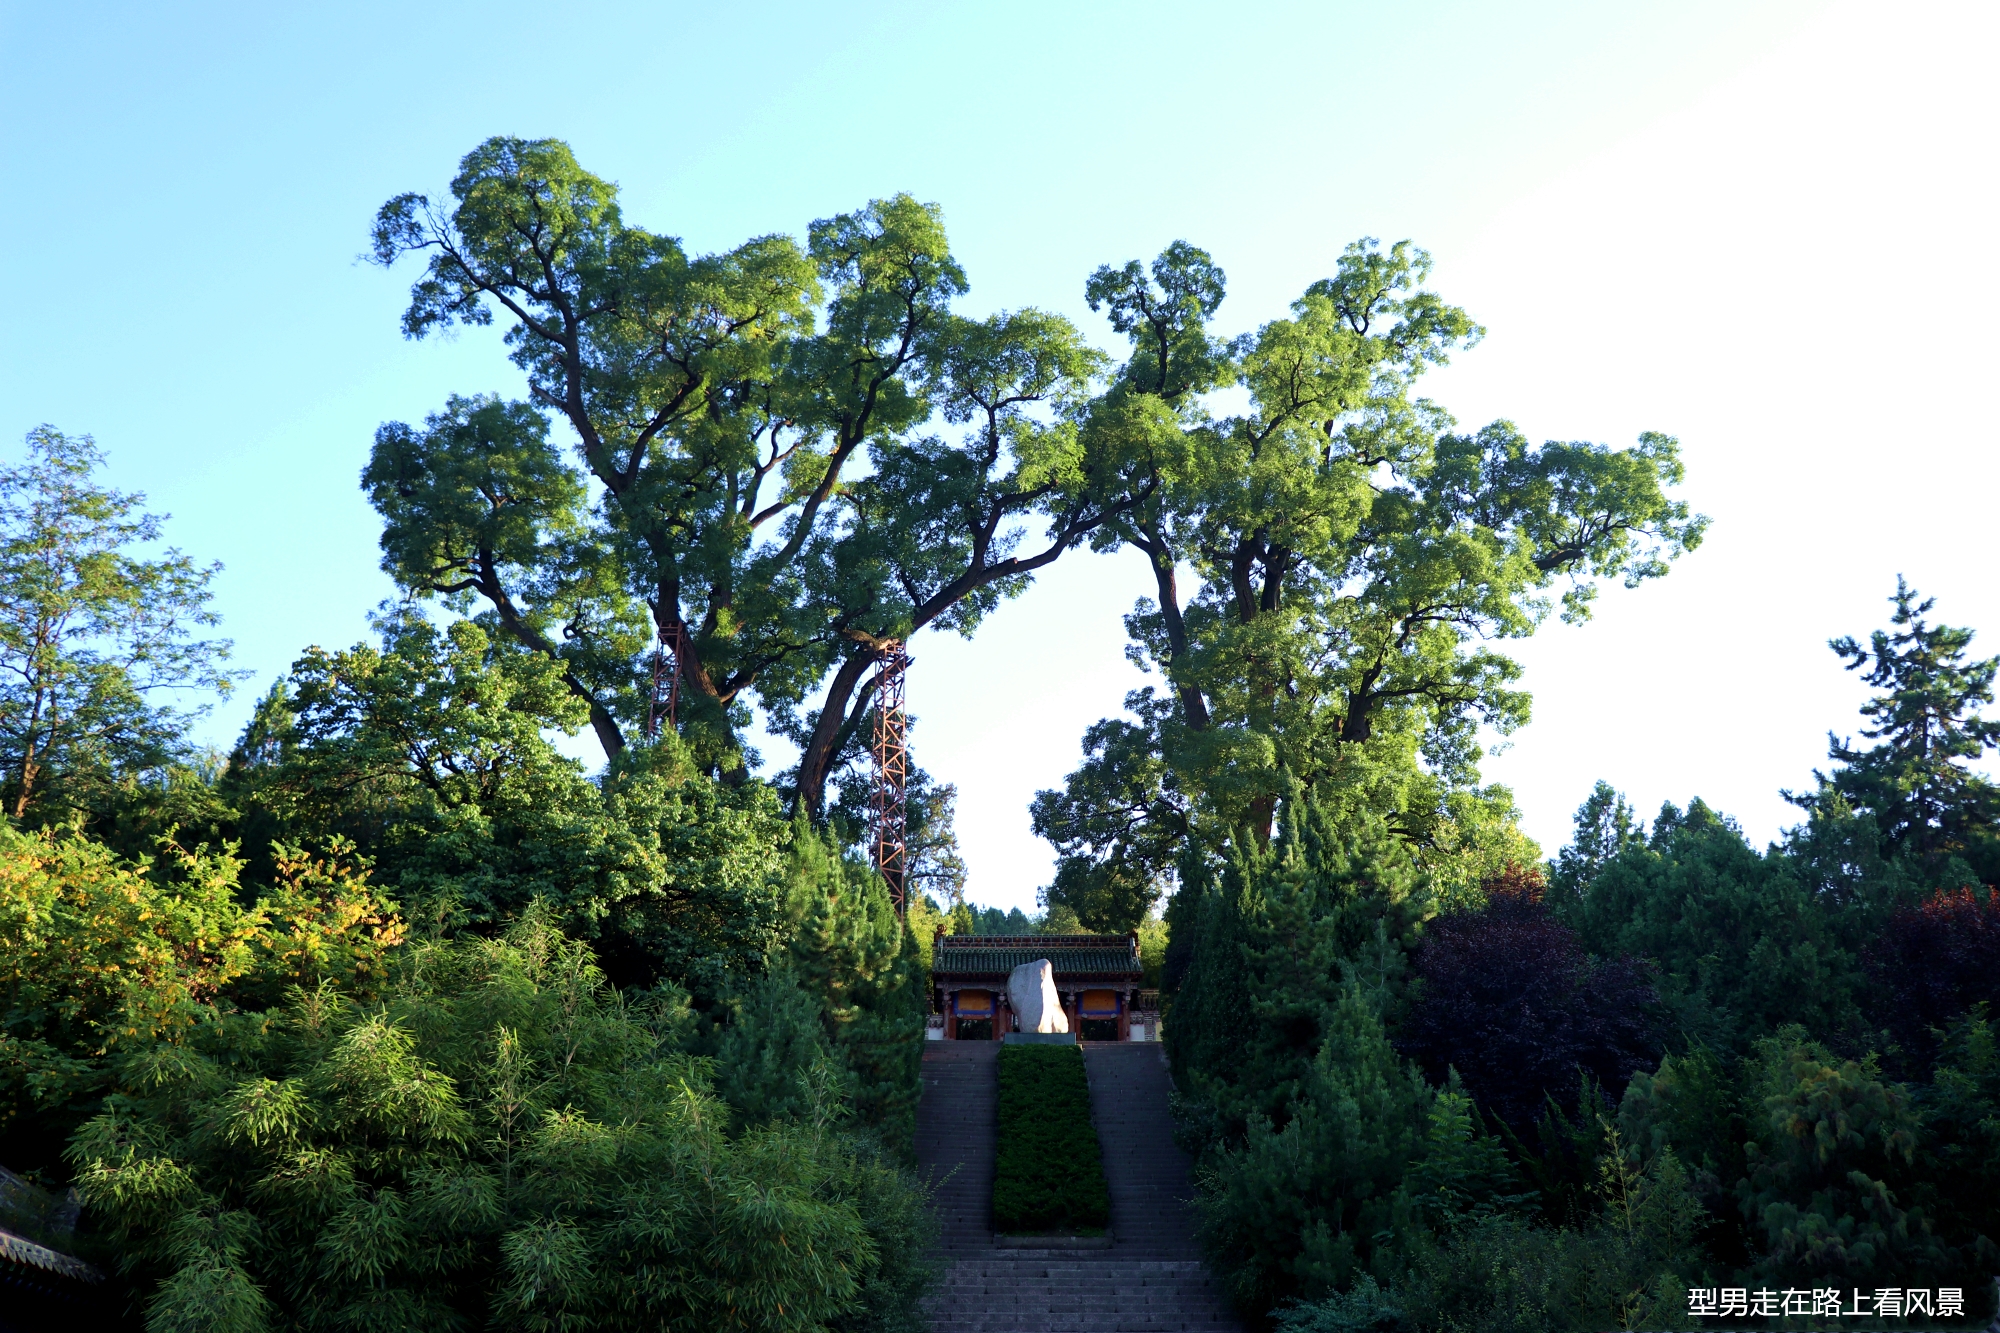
[993,1044,1111,1233]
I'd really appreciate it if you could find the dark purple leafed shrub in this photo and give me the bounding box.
[1866,886,2000,1065]
[1397,869,1661,1132]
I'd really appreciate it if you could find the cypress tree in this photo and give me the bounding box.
[779,814,927,1146]
[1167,784,1426,1141]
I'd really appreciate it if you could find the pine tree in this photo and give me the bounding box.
[1548,781,1641,903]
[1810,578,2000,871]
[1556,800,1856,1055]
[716,968,837,1122]
[1195,983,1433,1308]
[1737,1029,1950,1284]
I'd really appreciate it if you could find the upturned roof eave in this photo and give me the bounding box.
[0,1226,102,1284]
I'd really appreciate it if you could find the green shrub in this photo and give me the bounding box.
[1917,1008,2000,1269]
[1735,1028,1952,1283]
[1193,984,1431,1307]
[992,1045,1109,1233]
[1275,1144,1703,1333]
[66,917,937,1332]
[0,822,403,1174]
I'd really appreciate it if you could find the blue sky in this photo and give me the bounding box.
[3,1,1994,911]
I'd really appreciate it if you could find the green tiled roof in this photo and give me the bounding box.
[933,934,1140,978]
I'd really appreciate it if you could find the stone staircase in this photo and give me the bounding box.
[916,1041,1243,1333]
[917,1042,1000,1254]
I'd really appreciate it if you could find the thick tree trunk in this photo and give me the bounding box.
[796,651,880,820]
[1145,545,1210,731]
[1339,695,1375,743]
[586,701,626,761]
[1249,792,1276,847]
[11,698,45,818]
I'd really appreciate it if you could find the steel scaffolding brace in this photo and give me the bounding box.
[871,646,911,915]
[646,619,688,740]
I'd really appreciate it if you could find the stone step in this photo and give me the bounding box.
[941,1290,1227,1297]
[947,1260,1210,1265]
[934,1322,1237,1327]
[932,1312,1240,1320]
[936,1288,1232,1296]
[936,1303,1237,1320]
[934,1318,1237,1328]
[914,1038,1242,1330]
[940,1275,1222,1282]
[938,1283,1226,1289]
[932,1310,1240,1332]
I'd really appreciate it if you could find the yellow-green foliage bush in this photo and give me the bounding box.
[0,823,403,1147]
[68,918,932,1333]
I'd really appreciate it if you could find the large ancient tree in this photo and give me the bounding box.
[366,137,1114,816]
[366,139,1702,866]
[1036,240,1706,921]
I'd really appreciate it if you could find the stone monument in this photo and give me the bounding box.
[1007,959,1068,1035]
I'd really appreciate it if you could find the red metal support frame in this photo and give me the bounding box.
[646,619,688,741]
[871,645,911,915]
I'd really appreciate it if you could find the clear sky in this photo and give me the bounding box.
[3,1,1994,913]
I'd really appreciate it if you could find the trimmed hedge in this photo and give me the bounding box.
[993,1044,1112,1233]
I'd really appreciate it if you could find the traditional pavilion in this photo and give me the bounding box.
[930,932,1153,1041]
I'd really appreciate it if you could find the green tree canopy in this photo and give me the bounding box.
[0,426,237,821]
[0,819,404,1175]
[229,614,791,991]
[1037,238,1704,903]
[1547,780,1642,904]
[1553,797,1857,1054]
[367,138,1118,818]
[68,918,931,1333]
[1167,787,1428,1140]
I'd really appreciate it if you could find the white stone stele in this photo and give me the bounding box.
[1007,958,1068,1034]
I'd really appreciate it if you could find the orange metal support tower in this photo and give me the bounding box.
[645,620,688,740]
[871,646,911,915]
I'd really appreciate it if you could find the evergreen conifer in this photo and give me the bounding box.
[1798,579,2000,878]
[1167,785,1427,1142]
